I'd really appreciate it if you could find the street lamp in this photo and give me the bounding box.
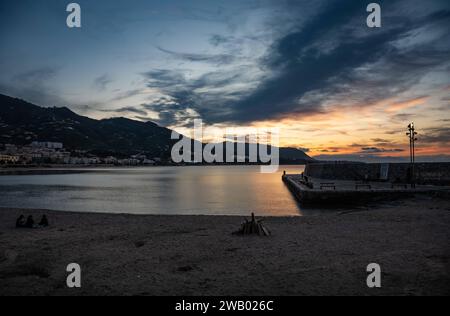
[406,122,418,188]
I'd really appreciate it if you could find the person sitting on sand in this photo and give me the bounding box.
[39,215,49,228]
[25,215,35,228]
[16,215,26,228]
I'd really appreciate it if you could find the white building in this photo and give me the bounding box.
[31,141,64,150]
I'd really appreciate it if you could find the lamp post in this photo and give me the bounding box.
[406,122,418,188]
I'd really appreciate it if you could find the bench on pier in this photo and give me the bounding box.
[391,183,408,189]
[355,183,372,190]
[320,183,336,190]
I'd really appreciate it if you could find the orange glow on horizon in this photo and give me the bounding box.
[166,85,449,160]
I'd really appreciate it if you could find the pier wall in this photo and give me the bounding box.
[304,162,450,185]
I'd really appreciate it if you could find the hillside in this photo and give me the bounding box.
[0,94,314,162]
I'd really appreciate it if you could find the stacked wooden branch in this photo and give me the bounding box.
[233,213,271,236]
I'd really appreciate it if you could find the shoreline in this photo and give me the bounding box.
[0,164,303,176]
[0,207,302,219]
[0,165,163,176]
[1,196,449,296]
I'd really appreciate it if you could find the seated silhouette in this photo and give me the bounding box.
[25,215,35,228]
[16,215,49,229]
[16,215,26,228]
[39,215,49,227]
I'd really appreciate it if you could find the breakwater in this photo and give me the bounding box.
[304,162,450,185]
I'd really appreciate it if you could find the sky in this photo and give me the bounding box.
[0,0,449,162]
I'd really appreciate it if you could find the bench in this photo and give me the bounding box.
[355,183,372,190]
[391,183,408,189]
[320,183,336,190]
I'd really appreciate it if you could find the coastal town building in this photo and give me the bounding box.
[0,141,163,166]
[31,141,64,150]
[0,154,20,164]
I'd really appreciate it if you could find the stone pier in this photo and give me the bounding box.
[282,172,450,205]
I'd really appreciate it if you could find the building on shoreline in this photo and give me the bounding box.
[0,154,20,164]
[0,142,162,166]
[31,141,63,150]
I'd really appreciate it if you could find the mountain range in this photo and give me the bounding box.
[0,94,314,163]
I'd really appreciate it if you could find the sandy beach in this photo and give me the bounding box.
[0,196,449,296]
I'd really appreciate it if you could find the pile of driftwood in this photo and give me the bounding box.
[233,213,271,236]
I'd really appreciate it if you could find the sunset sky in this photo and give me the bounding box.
[0,0,449,161]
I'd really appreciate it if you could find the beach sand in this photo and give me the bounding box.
[0,196,449,296]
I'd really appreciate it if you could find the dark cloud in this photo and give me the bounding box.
[227,1,396,122]
[141,98,200,127]
[420,127,450,144]
[318,149,336,153]
[346,140,405,153]
[360,147,404,154]
[349,143,368,148]
[314,154,450,163]
[319,147,342,153]
[392,113,415,122]
[139,70,201,126]
[209,34,232,47]
[225,6,449,123]
[101,106,147,116]
[70,104,94,114]
[157,47,235,65]
[141,68,250,126]
[143,69,187,89]
[141,1,450,126]
[371,138,391,143]
[385,129,405,135]
[13,67,58,84]
[370,138,405,148]
[93,74,113,91]
[111,89,143,102]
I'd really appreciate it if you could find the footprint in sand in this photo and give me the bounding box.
[1,250,18,265]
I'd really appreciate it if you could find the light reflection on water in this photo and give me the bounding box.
[0,165,305,216]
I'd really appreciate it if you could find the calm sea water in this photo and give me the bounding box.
[0,165,306,216]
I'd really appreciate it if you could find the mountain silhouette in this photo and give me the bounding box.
[0,94,314,163]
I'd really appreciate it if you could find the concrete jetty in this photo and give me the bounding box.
[304,162,450,186]
[282,173,450,204]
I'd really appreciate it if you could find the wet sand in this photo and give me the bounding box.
[0,196,449,296]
